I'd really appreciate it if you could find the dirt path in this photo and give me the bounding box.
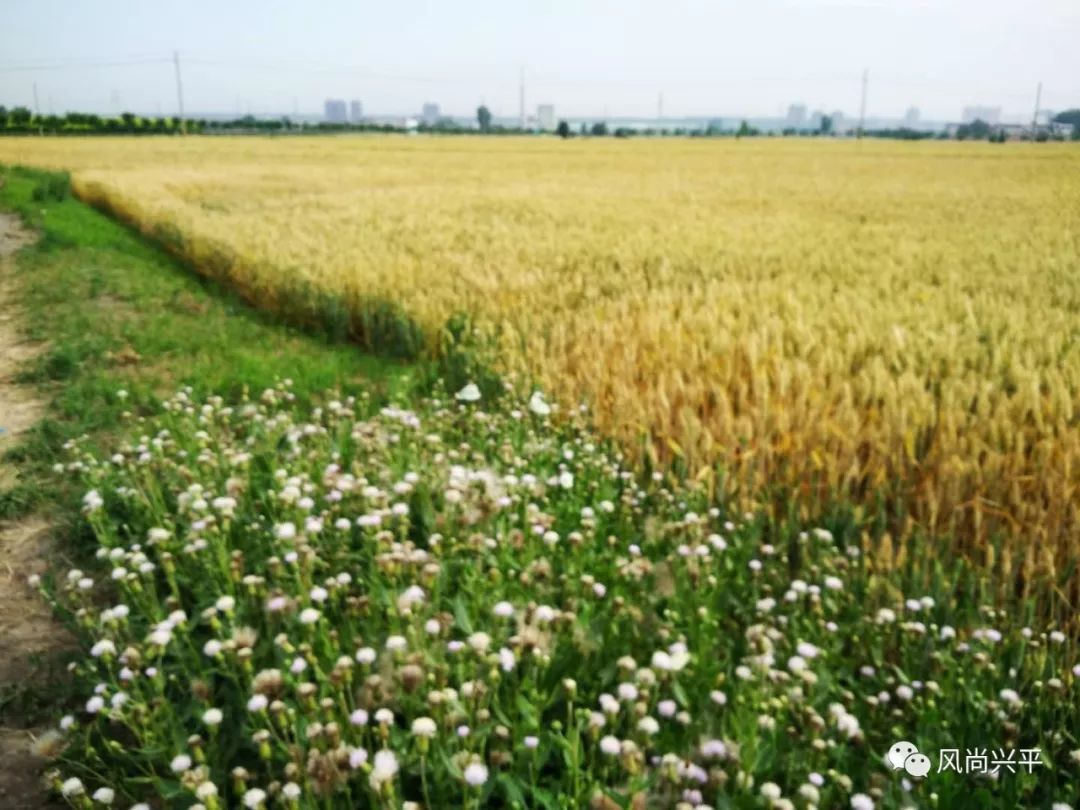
[0,211,66,808]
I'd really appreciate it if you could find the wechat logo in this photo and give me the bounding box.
[888,741,931,778]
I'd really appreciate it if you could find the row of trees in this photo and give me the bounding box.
[0,106,534,137]
[4,104,1078,141]
[550,118,930,140]
[953,114,1078,142]
[0,107,199,135]
[534,107,1080,142]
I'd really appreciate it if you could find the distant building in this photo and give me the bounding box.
[537,104,555,131]
[421,102,440,124]
[946,120,1026,139]
[809,109,824,131]
[829,110,846,133]
[991,121,1074,140]
[961,105,1001,124]
[996,123,1028,140]
[785,104,807,128]
[349,100,363,123]
[324,99,347,123]
[903,107,920,127]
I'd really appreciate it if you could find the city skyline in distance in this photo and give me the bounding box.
[212,95,1054,132]
[1,0,1077,123]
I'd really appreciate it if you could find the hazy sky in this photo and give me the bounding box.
[1,0,1078,121]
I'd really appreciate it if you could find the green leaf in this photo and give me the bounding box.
[158,779,186,799]
[531,787,559,810]
[515,692,539,726]
[498,773,528,807]
[671,679,689,706]
[453,593,473,634]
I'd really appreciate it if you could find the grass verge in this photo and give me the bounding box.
[0,164,414,532]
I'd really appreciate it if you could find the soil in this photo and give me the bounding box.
[0,211,67,809]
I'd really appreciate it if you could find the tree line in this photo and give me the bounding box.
[3,104,1078,141]
[0,107,200,135]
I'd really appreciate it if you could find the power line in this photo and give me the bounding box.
[858,68,868,137]
[0,53,162,65]
[519,66,525,129]
[0,58,168,73]
[174,51,186,132]
[1,52,1066,122]
[0,54,1060,101]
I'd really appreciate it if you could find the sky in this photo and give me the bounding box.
[1,0,1078,122]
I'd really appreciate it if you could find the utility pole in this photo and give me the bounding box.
[33,82,41,135]
[173,50,186,134]
[519,66,526,130]
[857,68,868,138]
[1031,81,1042,132]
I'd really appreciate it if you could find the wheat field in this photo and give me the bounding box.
[3,135,1079,587]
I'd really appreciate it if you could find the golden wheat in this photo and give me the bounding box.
[3,135,1079,587]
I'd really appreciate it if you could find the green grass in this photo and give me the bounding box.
[0,163,416,728]
[0,164,414,529]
